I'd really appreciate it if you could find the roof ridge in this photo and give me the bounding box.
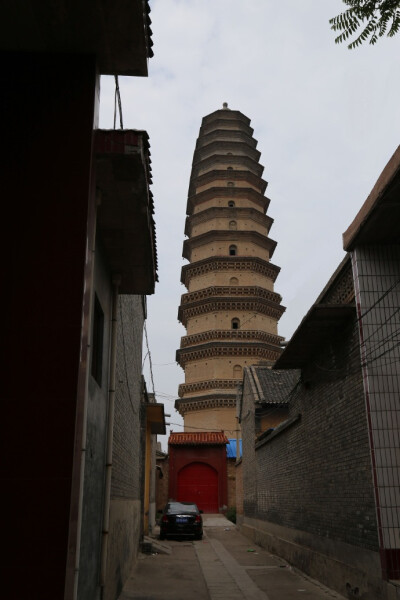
[168,431,229,445]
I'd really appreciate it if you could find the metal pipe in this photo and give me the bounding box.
[235,417,240,463]
[73,389,89,600]
[100,274,121,588]
[71,188,100,600]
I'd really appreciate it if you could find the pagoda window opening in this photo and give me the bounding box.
[231,318,240,330]
[230,277,238,285]
[228,200,235,207]
[229,220,237,230]
[227,181,235,187]
[233,364,242,378]
[229,245,237,256]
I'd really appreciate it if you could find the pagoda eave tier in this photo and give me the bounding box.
[200,116,254,136]
[180,285,281,305]
[179,329,284,348]
[176,342,282,367]
[189,170,268,196]
[187,187,270,215]
[195,129,257,151]
[178,295,285,326]
[190,154,264,179]
[175,394,238,415]
[180,256,281,286]
[182,232,277,260]
[193,141,261,166]
[201,109,251,127]
[185,207,273,237]
[178,379,247,397]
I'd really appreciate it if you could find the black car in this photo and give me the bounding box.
[159,501,203,540]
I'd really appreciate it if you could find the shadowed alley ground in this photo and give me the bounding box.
[118,515,347,600]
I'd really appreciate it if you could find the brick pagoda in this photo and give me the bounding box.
[175,104,285,439]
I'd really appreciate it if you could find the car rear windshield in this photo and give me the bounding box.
[167,502,198,514]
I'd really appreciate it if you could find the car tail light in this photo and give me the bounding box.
[162,515,169,523]
[195,514,201,523]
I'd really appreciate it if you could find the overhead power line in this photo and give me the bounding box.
[113,75,123,129]
[143,320,156,396]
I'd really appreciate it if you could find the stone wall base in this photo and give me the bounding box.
[239,517,395,600]
[104,499,142,600]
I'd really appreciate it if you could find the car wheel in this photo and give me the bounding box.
[159,533,166,541]
[195,533,203,540]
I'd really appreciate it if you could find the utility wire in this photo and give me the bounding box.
[142,350,149,370]
[113,75,123,129]
[237,313,258,329]
[168,421,238,433]
[118,301,139,415]
[310,277,400,375]
[356,275,400,324]
[143,320,156,396]
[148,273,400,415]
[153,362,177,366]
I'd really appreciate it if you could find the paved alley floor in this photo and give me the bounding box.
[118,515,347,600]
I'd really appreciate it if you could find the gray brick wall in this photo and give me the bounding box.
[156,457,169,512]
[242,374,258,520]
[105,294,146,600]
[352,244,400,558]
[78,243,112,600]
[242,317,379,552]
[235,461,243,518]
[112,294,145,499]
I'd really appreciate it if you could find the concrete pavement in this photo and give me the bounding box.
[118,514,347,600]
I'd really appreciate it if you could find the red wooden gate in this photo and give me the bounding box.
[177,462,218,513]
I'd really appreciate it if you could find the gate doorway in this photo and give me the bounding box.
[177,462,218,513]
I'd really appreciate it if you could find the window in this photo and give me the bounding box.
[227,166,233,171]
[228,201,235,208]
[227,181,235,187]
[91,295,104,386]
[231,318,240,330]
[230,277,238,285]
[233,365,242,378]
[229,220,237,230]
[229,245,237,256]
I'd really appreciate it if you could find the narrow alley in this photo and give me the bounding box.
[119,515,347,600]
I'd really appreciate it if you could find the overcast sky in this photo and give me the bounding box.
[99,0,400,449]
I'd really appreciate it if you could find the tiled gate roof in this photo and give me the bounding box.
[168,432,229,445]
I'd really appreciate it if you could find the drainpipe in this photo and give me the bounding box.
[100,274,121,590]
[235,417,240,463]
[72,367,90,600]
[235,383,243,463]
[71,188,100,600]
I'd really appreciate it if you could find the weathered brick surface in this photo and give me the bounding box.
[105,295,146,600]
[242,317,379,552]
[227,458,237,508]
[156,456,169,511]
[112,295,145,499]
[235,461,243,516]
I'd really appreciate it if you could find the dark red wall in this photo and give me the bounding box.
[1,51,98,599]
[168,445,228,513]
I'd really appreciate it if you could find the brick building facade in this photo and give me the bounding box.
[239,258,382,598]
[238,147,400,599]
[0,4,164,598]
[106,295,147,598]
